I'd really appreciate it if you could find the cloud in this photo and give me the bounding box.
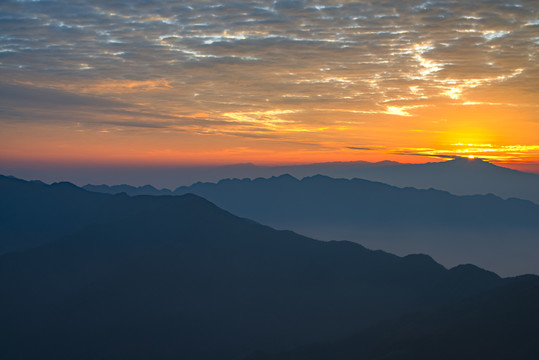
[0,83,128,109]
[1,0,538,162]
[392,144,539,162]
[346,147,379,151]
[3,1,536,104]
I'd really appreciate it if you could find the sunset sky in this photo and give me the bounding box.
[1,0,538,172]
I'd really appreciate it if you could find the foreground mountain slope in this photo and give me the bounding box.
[0,175,112,253]
[248,275,539,360]
[0,176,506,360]
[0,174,176,254]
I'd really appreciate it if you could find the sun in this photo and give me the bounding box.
[468,155,475,159]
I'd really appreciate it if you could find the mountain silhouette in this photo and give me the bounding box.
[0,174,182,254]
[0,174,518,360]
[171,173,539,228]
[84,183,173,196]
[317,158,539,204]
[1,175,111,254]
[79,158,539,203]
[247,275,539,360]
[155,174,539,276]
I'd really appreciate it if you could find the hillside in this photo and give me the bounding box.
[0,175,510,359]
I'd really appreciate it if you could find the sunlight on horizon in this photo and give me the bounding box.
[0,0,538,170]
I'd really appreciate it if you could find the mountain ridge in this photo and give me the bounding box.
[11,172,539,275]
[145,173,539,276]
[77,158,539,204]
[0,174,517,359]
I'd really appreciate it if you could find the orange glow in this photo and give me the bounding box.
[2,103,539,168]
[1,1,538,171]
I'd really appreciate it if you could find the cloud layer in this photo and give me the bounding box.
[1,0,538,165]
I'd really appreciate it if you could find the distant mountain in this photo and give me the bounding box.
[80,158,539,203]
[79,161,400,197]
[239,160,401,180]
[0,175,511,359]
[83,183,173,196]
[79,160,539,271]
[3,160,400,189]
[160,175,539,276]
[247,275,539,360]
[172,174,539,229]
[343,158,539,204]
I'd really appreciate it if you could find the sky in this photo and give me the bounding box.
[1,0,539,173]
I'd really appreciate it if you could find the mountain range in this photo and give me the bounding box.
[84,172,539,276]
[335,158,539,204]
[1,174,537,359]
[1,160,397,189]
[80,158,539,204]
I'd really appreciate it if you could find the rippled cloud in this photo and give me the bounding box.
[1,0,538,165]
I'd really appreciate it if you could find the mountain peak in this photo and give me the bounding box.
[271,173,299,182]
[446,157,493,166]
